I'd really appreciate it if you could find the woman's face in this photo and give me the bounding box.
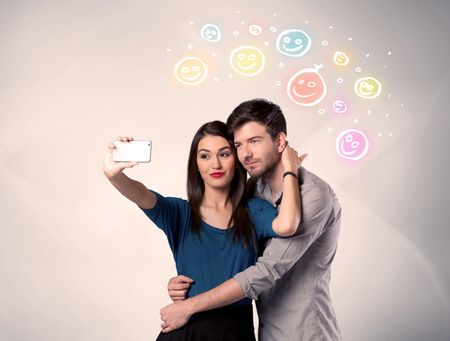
[196,135,236,190]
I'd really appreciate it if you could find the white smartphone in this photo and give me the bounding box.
[112,140,152,163]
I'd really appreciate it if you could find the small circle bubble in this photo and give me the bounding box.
[233,31,240,36]
[328,127,334,133]
[279,62,285,68]
[321,41,329,46]
[355,67,362,73]
[187,44,194,49]
[318,109,326,114]
[275,81,281,87]
[270,26,277,32]
[337,78,344,84]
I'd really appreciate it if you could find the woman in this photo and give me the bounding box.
[103,121,303,340]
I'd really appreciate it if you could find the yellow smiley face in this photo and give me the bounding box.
[174,57,208,85]
[333,51,350,66]
[230,46,265,77]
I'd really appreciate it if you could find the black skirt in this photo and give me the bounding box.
[156,304,255,341]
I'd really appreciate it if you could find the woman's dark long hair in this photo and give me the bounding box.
[187,121,255,247]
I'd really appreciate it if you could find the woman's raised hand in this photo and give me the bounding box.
[281,142,308,174]
[103,136,138,180]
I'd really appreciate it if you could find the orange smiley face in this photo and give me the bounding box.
[287,66,327,106]
[174,57,208,85]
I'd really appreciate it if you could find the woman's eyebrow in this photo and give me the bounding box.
[198,146,231,153]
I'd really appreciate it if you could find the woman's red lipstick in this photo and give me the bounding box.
[210,172,225,178]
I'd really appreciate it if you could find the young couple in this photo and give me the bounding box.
[103,99,342,340]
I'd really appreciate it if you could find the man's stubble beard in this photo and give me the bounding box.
[246,147,280,179]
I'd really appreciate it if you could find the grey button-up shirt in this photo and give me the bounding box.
[234,167,342,340]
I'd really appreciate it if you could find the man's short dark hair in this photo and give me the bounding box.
[227,98,287,140]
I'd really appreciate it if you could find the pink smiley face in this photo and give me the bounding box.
[332,100,348,114]
[287,67,327,106]
[335,129,369,160]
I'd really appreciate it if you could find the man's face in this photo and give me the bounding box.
[233,121,280,177]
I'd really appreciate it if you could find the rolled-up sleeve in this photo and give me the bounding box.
[234,184,341,299]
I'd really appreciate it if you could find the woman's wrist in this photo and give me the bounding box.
[283,171,298,179]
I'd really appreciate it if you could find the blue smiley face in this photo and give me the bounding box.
[276,29,311,57]
[200,24,221,43]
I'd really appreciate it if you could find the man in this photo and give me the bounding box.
[160,99,342,340]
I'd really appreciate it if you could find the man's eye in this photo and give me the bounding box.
[234,145,241,149]
[250,139,258,144]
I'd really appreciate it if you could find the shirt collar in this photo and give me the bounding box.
[255,177,283,206]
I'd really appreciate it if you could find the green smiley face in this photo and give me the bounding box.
[354,77,382,99]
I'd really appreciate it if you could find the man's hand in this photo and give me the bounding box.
[160,300,193,333]
[167,275,194,302]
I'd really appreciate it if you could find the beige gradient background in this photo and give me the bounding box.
[1,0,450,340]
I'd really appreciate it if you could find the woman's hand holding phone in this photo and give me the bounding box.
[103,136,139,180]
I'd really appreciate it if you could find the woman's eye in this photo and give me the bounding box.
[220,153,230,158]
[200,154,210,159]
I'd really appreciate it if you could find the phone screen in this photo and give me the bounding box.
[112,140,152,163]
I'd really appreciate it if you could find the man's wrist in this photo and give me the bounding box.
[184,296,201,315]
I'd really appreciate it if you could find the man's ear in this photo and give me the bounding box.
[276,132,287,153]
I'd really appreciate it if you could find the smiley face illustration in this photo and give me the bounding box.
[230,46,265,77]
[333,51,350,66]
[335,129,369,160]
[354,77,382,99]
[200,24,221,43]
[287,65,327,106]
[276,29,311,57]
[332,100,348,114]
[174,57,208,85]
[248,24,262,36]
